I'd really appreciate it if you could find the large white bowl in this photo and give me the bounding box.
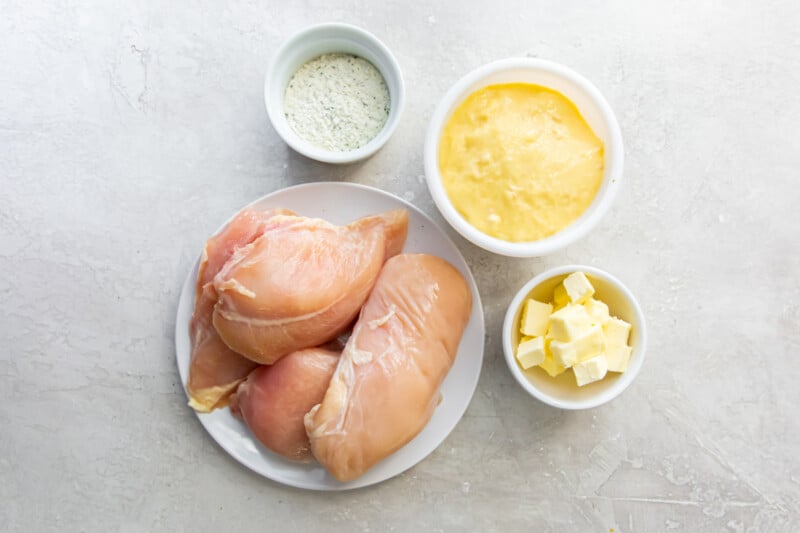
[502,265,646,409]
[265,23,405,164]
[424,58,624,257]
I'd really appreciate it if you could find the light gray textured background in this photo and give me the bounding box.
[1,1,798,531]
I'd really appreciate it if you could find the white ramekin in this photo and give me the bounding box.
[424,58,624,257]
[502,265,646,410]
[265,23,405,164]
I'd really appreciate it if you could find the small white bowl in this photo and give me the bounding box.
[424,58,624,257]
[502,265,647,409]
[265,23,405,164]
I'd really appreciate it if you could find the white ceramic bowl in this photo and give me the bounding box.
[502,265,646,409]
[265,23,405,164]
[424,58,624,257]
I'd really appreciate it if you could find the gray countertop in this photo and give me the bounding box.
[2,1,798,531]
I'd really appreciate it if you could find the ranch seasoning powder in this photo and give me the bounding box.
[283,53,390,152]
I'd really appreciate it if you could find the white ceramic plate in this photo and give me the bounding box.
[175,182,485,490]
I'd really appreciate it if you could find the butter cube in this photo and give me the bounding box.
[519,299,552,337]
[547,304,592,342]
[563,271,595,304]
[604,317,632,347]
[553,283,570,309]
[550,324,605,367]
[538,352,566,377]
[606,344,632,373]
[516,336,546,369]
[583,298,610,326]
[573,354,609,386]
[549,340,577,368]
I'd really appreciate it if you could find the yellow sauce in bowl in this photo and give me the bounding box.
[438,83,604,242]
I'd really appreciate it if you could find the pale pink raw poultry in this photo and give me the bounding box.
[187,208,293,412]
[212,209,408,365]
[230,346,340,462]
[305,254,472,482]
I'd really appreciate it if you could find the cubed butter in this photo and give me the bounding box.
[573,354,608,386]
[562,271,595,304]
[547,304,592,342]
[583,298,610,326]
[516,336,546,369]
[606,343,632,373]
[510,270,634,387]
[553,283,569,309]
[520,299,552,337]
[549,324,605,367]
[538,352,566,377]
[549,340,576,368]
[604,317,632,347]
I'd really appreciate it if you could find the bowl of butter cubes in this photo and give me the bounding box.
[503,265,647,409]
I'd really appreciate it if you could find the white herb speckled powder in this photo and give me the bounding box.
[284,53,390,152]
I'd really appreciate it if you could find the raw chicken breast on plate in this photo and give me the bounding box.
[305,253,472,482]
[230,345,341,462]
[187,208,293,412]
[212,209,408,364]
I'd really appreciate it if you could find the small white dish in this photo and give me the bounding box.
[502,265,646,410]
[424,58,624,257]
[264,23,405,164]
[175,182,485,490]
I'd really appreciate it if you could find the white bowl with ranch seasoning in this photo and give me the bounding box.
[265,23,405,164]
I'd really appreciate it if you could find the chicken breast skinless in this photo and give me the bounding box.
[187,208,293,412]
[305,254,472,482]
[212,209,408,365]
[230,346,341,462]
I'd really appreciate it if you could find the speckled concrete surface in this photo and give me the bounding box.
[1,1,798,531]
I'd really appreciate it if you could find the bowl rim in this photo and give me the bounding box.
[264,22,406,164]
[424,57,624,257]
[502,265,647,410]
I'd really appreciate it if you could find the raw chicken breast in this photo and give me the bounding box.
[230,346,340,462]
[187,208,293,412]
[212,209,408,364]
[305,254,472,482]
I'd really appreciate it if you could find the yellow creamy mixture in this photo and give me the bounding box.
[438,83,604,242]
